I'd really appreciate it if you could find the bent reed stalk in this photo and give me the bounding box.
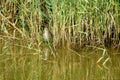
[0,0,120,49]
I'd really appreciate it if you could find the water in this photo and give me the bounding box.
[0,40,120,80]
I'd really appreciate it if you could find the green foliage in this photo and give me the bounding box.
[0,0,119,50]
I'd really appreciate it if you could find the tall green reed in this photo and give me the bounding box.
[0,0,119,50]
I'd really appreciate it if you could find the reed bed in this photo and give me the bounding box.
[0,0,120,50]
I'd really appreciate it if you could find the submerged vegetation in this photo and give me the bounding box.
[0,0,120,52]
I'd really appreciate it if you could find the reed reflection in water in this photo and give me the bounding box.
[0,48,120,80]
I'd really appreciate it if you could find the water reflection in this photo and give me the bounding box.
[42,47,51,60]
[0,49,120,80]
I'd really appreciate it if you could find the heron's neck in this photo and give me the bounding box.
[44,28,49,34]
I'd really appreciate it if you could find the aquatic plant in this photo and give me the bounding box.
[0,0,119,50]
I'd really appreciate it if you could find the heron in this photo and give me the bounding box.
[43,27,53,43]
